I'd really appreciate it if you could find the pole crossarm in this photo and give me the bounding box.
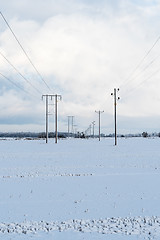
[42,94,62,100]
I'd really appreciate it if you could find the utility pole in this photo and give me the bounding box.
[55,94,62,144]
[95,110,104,141]
[89,124,92,138]
[42,94,50,143]
[55,94,58,144]
[111,88,120,146]
[67,116,74,137]
[71,116,74,136]
[42,94,62,144]
[67,116,70,138]
[92,121,95,138]
[46,95,49,143]
[73,124,77,135]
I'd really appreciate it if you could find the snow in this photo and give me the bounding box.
[0,137,160,239]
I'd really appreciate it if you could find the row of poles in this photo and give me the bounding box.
[86,88,120,145]
[42,88,120,145]
[85,121,95,138]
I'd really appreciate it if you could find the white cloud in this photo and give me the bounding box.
[0,0,160,133]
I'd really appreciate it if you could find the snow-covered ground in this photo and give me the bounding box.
[0,137,160,240]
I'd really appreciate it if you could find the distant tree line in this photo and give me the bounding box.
[0,132,67,139]
[0,131,159,139]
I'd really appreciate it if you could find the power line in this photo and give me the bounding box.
[120,35,160,89]
[122,67,160,101]
[0,50,42,95]
[0,12,52,92]
[121,53,160,95]
[0,72,37,99]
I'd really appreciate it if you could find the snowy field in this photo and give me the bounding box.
[0,137,160,240]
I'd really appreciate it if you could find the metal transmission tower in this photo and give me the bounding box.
[111,88,120,146]
[42,94,62,144]
[95,111,104,141]
[92,121,95,138]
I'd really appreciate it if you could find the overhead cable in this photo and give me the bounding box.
[0,72,37,99]
[122,53,160,95]
[0,50,42,95]
[120,35,160,89]
[0,12,53,92]
[122,67,160,101]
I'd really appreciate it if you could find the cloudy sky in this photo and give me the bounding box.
[0,0,160,134]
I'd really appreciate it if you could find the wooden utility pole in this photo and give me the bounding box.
[42,94,49,143]
[67,116,70,138]
[92,121,95,138]
[95,110,104,141]
[111,88,120,145]
[67,116,74,138]
[54,94,62,144]
[55,94,58,143]
[114,88,117,146]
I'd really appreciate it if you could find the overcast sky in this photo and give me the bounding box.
[0,0,160,134]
